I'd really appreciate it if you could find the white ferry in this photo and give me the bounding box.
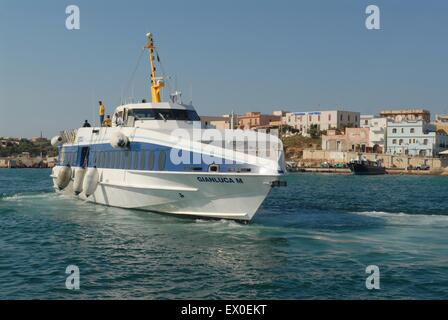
[51,33,286,222]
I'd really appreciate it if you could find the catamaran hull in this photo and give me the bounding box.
[52,166,279,221]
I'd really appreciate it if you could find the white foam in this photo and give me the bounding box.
[353,210,448,226]
[1,193,52,201]
[195,218,244,228]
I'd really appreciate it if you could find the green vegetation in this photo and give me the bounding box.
[0,138,57,157]
[307,124,321,138]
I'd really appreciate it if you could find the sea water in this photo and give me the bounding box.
[0,169,447,299]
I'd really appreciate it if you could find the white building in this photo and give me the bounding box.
[283,110,360,136]
[360,115,387,153]
[386,120,448,157]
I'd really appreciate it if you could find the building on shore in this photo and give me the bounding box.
[380,109,430,123]
[272,110,290,117]
[386,120,448,157]
[237,112,281,130]
[321,128,370,152]
[200,112,281,131]
[435,114,448,134]
[200,115,238,130]
[283,110,360,136]
[360,115,387,153]
[0,158,17,168]
[0,152,51,168]
[0,138,20,148]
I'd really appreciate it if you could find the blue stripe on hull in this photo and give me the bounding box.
[58,142,253,173]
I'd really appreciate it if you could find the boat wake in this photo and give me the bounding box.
[194,218,244,228]
[352,210,448,226]
[0,192,53,202]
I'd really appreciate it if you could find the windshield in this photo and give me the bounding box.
[131,108,200,121]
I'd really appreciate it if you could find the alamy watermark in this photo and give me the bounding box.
[365,265,380,290]
[66,5,80,30]
[65,265,80,290]
[64,5,380,32]
[167,124,283,166]
[365,5,380,30]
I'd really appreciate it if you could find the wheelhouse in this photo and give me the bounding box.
[111,102,201,130]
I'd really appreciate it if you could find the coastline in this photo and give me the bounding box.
[289,167,446,176]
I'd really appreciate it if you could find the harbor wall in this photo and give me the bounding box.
[302,150,448,169]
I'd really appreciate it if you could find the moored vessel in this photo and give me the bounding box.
[348,156,386,175]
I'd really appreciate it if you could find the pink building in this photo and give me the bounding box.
[322,128,371,152]
[237,112,281,130]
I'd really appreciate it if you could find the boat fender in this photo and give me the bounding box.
[110,132,129,148]
[73,167,86,195]
[51,135,63,146]
[83,167,99,197]
[56,165,72,190]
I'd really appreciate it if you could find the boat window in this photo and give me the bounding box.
[96,152,101,167]
[113,151,117,168]
[103,152,107,168]
[131,108,200,121]
[115,151,121,169]
[133,151,139,170]
[103,151,110,168]
[101,152,105,167]
[140,150,146,170]
[98,152,102,167]
[158,151,166,171]
[92,151,97,166]
[96,151,100,166]
[111,152,115,168]
[147,151,155,170]
[119,151,124,169]
[110,151,115,168]
[65,152,70,166]
[126,151,132,169]
[102,152,107,168]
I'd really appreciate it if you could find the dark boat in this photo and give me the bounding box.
[347,158,386,175]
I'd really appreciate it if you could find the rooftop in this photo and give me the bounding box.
[380,109,430,115]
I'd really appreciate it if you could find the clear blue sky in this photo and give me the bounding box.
[1,0,447,137]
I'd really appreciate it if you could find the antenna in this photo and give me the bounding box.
[175,74,178,93]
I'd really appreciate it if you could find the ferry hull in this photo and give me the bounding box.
[52,167,280,221]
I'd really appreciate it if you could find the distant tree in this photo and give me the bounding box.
[280,124,300,134]
[0,138,56,157]
[307,124,321,138]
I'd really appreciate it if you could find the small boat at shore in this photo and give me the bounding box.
[348,156,386,175]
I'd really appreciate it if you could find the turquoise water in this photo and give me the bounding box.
[1,169,447,299]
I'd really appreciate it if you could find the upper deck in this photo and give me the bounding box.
[112,102,201,131]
